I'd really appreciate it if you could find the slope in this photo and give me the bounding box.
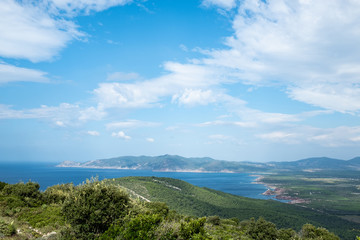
[106,176,360,240]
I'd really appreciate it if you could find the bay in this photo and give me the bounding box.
[0,162,277,201]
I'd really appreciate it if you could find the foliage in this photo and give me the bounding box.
[61,178,130,239]
[300,224,340,240]
[43,183,74,204]
[19,204,65,229]
[0,177,346,240]
[243,217,278,240]
[0,219,16,237]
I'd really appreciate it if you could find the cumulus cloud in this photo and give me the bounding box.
[94,62,229,109]
[200,0,360,113]
[111,131,131,140]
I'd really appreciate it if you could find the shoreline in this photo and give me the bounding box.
[253,175,308,204]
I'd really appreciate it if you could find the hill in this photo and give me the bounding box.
[0,178,345,240]
[57,155,360,172]
[106,176,360,239]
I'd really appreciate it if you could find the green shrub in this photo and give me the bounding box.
[207,215,221,225]
[0,220,16,237]
[62,179,130,239]
[119,214,163,239]
[0,182,8,191]
[300,223,340,240]
[244,217,278,240]
[43,183,74,204]
[180,217,207,239]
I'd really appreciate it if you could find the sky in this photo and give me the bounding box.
[1,0,360,163]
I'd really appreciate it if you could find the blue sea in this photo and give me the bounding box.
[0,162,278,201]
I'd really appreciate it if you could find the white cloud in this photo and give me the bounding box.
[106,120,160,129]
[0,0,132,62]
[0,0,82,62]
[94,62,228,109]
[87,130,100,136]
[0,63,49,84]
[172,89,218,106]
[257,131,298,143]
[146,137,155,142]
[111,131,131,140]
[200,0,360,113]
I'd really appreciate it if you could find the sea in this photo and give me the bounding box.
[0,162,279,201]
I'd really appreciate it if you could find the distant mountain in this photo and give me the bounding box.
[272,157,360,171]
[56,154,270,172]
[57,155,360,172]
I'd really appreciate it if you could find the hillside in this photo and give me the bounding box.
[57,155,360,172]
[107,176,360,239]
[0,178,345,240]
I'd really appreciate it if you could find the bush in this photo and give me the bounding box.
[180,217,207,239]
[300,223,340,240]
[62,179,130,239]
[43,183,74,204]
[0,220,16,237]
[119,214,163,239]
[207,215,221,225]
[244,217,278,240]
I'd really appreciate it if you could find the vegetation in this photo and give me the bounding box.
[260,171,360,220]
[0,178,355,239]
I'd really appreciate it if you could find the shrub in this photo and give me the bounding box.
[62,179,130,239]
[207,215,221,225]
[43,183,74,204]
[0,220,16,237]
[300,224,340,240]
[119,214,163,239]
[180,217,207,239]
[244,217,278,240]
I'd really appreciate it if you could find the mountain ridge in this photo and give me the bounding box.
[57,155,360,172]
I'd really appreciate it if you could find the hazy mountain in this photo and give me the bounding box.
[57,155,360,172]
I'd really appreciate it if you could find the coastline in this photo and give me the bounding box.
[253,174,308,204]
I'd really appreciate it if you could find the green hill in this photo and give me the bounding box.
[107,176,360,239]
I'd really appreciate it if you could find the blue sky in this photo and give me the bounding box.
[1,0,360,163]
